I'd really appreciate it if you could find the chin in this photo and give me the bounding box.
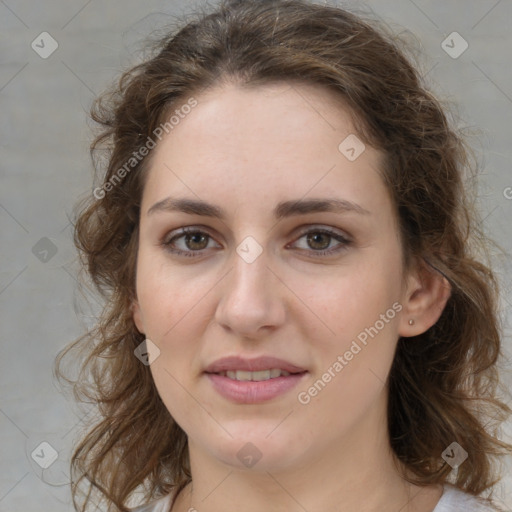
[201,425,312,473]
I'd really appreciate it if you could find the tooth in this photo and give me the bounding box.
[252,370,271,381]
[222,369,294,381]
[235,370,253,381]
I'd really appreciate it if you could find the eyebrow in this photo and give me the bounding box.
[147,196,371,219]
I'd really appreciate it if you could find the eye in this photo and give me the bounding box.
[161,225,352,258]
[289,226,351,256]
[161,227,221,257]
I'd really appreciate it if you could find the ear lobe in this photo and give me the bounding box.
[131,300,145,335]
[399,261,451,337]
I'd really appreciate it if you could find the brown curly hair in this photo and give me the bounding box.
[54,0,512,510]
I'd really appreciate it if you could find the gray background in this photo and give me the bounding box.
[1,0,511,510]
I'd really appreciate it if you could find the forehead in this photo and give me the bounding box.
[142,81,389,216]
[171,80,361,147]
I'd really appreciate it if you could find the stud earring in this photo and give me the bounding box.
[408,319,415,326]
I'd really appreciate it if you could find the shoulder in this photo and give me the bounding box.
[128,492,175,512]
[433,485,502,512]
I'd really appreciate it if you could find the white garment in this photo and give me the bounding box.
[129,492,173,512]
[432,485,499,511]
[129,484,499,512]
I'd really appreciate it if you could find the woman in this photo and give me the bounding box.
[55,1,512,511]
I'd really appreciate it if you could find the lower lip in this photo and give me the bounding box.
[205,372,307,404]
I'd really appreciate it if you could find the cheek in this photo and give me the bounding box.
[135,250,215,342]
[294,288,400,439]
[292,248,403,408]
[293,254,402,348]
[150,359,200,434]
[135,251,213,408]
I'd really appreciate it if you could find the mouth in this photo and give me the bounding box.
[212,368,296,381]
[203,356,308,403]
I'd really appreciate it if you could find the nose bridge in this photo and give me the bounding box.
[228,238,273,306]
[232,242,268,292]
[214,237,285,335]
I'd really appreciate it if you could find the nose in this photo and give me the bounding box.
[214,248,286,339]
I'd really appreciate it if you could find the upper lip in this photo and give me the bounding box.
[204,356,307,374]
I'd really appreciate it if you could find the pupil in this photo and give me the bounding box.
[186,233,207,250]
[307,233,330,250]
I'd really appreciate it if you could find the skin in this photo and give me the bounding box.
[132,81,451,512]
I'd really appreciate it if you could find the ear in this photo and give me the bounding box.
[398,259,451,337]
[131,299,145,335]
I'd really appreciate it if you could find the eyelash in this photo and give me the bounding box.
[161,225,352,258]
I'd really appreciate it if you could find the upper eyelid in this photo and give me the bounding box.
[163,225,351,250]
[288,226,351,245]
[164,224,351,242]
[163,226,221,246]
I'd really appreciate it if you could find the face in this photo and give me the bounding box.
[132,82,421,474]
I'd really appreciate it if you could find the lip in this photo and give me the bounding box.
[203,356,308,404]
[204,356,307,374]
[205,372,308,404]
